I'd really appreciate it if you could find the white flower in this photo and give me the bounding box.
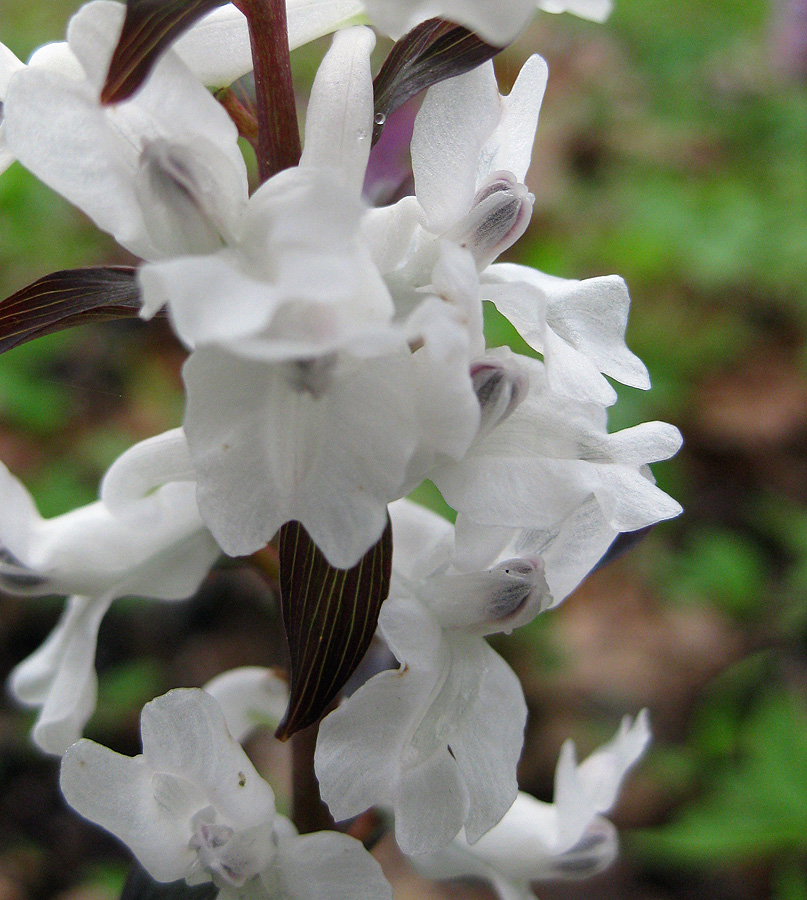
[366,55,547,295]
[3,0,249,261]
[2,431,219,754]
[315,499,550,854]
[411,711,651,900]
[180,302,477,567]
[481,265,650,405]
[204,667,289,743]
[0,39,83,176]
[433,349,683,538]
[359,0,612,46]
[148,30,481,567]
[60,689,392,900]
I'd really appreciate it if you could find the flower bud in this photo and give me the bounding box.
[0,546,48,594]
[135,138,241,257]
[471,358,528,436]
[423,556,551,635]
[446,171,534,269]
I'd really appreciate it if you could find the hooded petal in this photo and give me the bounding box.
[300,27,375,195]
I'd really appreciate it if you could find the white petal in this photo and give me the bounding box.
[183,348,417,567]
[100,429,196,513]
[396,746,469,855]
[300,27,375,195]
[447,637,526,843]
[316,594,445,821]
[140,689,276,829]
[0,41,25,96]
[9,593,112,755]
[204,667,289,742]
[271,830,392,900]
[388,499,454,582]
[316,667,437,822]
[477,54,547,186]
[486,264,651,390]
[174,0,368,87]
[576,710,652,813]
[538,0,612,22]
[542,326,618,406]
[411,62,501,232]
[60,740,195,882]
[362,0,537,44]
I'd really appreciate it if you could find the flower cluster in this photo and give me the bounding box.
[0,1,681,898]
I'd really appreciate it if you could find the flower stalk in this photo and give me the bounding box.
[234,0,301,181]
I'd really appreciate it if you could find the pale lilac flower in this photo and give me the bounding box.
[2,432,219,754]
[412,711,651,900]
[316,499,550,854]
[61,689,392,900]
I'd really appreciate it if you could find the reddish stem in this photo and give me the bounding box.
[234,0,302,182]
[290,722,336,834]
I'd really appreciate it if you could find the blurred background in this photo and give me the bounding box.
[1,0,806,897]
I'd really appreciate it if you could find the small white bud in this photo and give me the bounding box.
[446,171,534,269]
[471,358,528,436]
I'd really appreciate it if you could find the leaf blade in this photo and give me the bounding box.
[102,0,228,104]
[275,517,393,740]
[372,17,503,144]
[0,267,147,355]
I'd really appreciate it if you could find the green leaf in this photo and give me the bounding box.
[372,17,502,144]
[102,0,228,104]
[0,267,144,355]
[275,517,393,740]
[634,692,807,865]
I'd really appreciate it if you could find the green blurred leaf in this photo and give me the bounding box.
[635,692,807,865]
